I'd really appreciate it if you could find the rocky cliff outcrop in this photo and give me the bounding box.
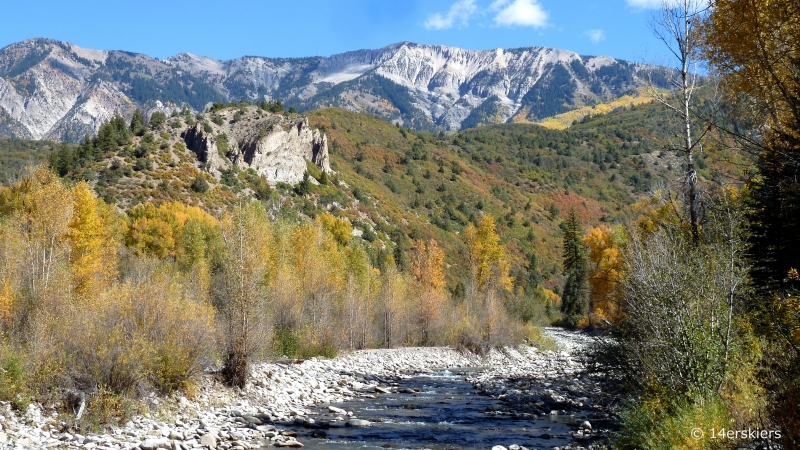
[182,124,226,175]
[182,108,330,185]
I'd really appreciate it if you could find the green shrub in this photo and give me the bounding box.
[191,175,209,193]
[0,344,29,411]
[298,341,337,359]
[273,325,299,358]
[614,394,732,450]
[216,133,229,156]
[81,386,142,432]
[149,112,166,129]
[30,265,218,396]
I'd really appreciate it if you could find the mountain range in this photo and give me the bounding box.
[0,38,668,142]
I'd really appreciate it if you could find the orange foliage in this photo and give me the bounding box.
[548,191,604,223]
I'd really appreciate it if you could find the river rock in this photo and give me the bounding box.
[199,433,217,448]
[347,419,371,427]
[168,430,184,440]
[327,405,346,414]
[140,437,171,449]
[242,415,262,424]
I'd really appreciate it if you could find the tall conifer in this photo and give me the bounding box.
[561,208,589,327]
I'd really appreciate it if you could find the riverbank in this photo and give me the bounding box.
[0,328,610,449]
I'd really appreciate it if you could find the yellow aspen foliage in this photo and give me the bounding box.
[464,215,513,294]
[178,218,218,302]
[318,213,353,246]
[410,239,447,343]
[289,221,345,347]
[217,202,273,387]
[126,214,175,259]
[125,201,219,260]
[410,239,446,292]
[584,225,626,325]
[69,182,117,298]
[0,224,24,332]
[0,279,15,332]
[632,189,682,237]
[0,167,72,304]
[544,286,561,307]
[703,0,800,142]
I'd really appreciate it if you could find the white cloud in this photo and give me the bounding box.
[491,0,548,28]
[424,0,478,30]
[586,29,605,43]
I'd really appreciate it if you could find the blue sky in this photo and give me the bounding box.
[1,0,669,62]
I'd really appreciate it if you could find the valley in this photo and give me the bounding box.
[1,0,797,445]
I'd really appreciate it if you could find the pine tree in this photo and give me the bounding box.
[561,209,589,327]
[525,252,542,294]
[129,109,145,136]
[296,171,311,196]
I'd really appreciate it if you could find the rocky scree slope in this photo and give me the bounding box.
[0,38,668,141]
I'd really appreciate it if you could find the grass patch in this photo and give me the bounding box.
[523,324,560,352]
[614,393,732,450]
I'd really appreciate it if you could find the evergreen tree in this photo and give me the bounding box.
[50,143,74,177]
[96,122,116,153]
[149,112,166,129]
[295,171,311,196]
[525,252,543,295]
[130,109,145,136]
[561,208,589,327]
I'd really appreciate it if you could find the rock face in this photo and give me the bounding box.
[182,108,330,185]
[0,38,128,141]
[0,38,666,141]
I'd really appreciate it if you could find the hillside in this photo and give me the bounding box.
[0,38,671,141]
[0,97,744,297]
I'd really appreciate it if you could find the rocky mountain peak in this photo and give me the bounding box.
[0,38,669,142]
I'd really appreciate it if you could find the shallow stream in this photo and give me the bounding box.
[275,368,591,449]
